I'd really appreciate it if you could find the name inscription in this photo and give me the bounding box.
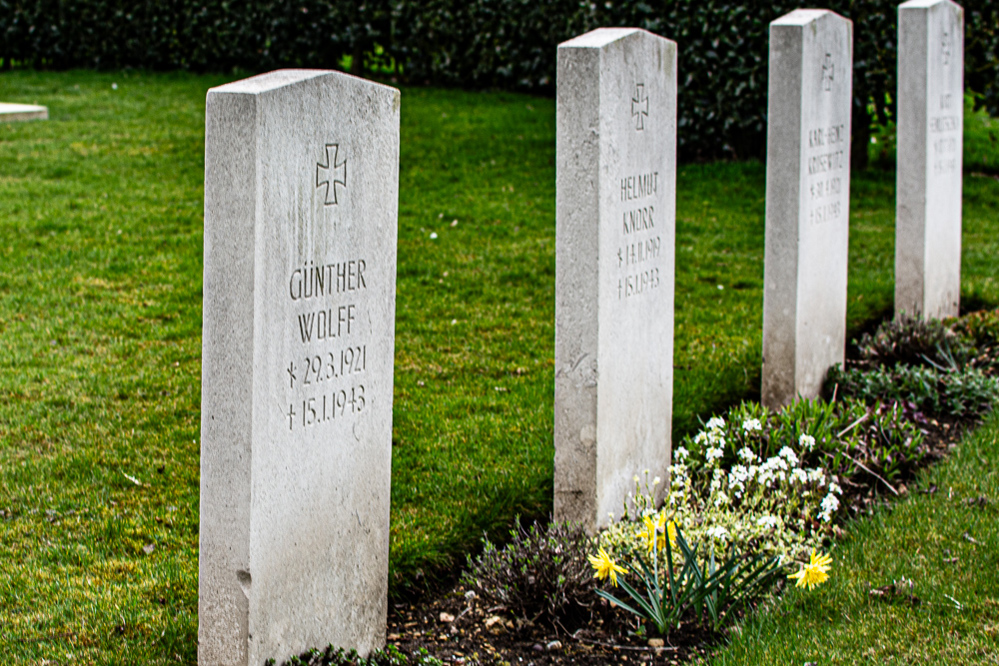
[805,123,847,225]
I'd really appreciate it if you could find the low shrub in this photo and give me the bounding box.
[461,518,597,630]
[270,645,442,666]
[955,308,999,349]
[854,315,973,369]
[830,364,999,418]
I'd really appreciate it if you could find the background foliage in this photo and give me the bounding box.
[1,0,997,161]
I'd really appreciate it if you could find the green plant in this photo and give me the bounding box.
[270,644,443,666]
[955,307,999,348]
[830,364,999,417]
[854,315,972,369]
[593,524,782,635]
[839,401,927,485]
[682,398,858,473]
[462,518,597,629]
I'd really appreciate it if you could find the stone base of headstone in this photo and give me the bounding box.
[896,0,964,321]
[199,69,399,666]
[0,103,48,122]
[554,28,677,533]
[761,9,853,409]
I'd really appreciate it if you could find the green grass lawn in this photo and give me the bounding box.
[0,69,996,665]
[708,410,999,665]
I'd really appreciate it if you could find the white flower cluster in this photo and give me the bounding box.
[600,420,844,567]
[685,420,843,527]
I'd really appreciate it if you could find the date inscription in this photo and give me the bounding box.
[287,385,366,431]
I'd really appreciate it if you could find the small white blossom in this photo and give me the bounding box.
[694,432,708,445]
[706,446,725,461]
[799,433,816,451]
[779,446,799,465]
[707,525,730,541]
[791,468,808,484]
[713,491,729,507]
[756,515,781,529]
[829,481,842,495]
[706,416,726,430]
[653,476,661,486]
[819,493,841,522]
[737,447,758,463]
[807,468,826,484]
[674,446,689,462]
[742,418,762,432]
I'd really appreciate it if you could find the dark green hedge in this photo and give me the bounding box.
[2,0,996,160]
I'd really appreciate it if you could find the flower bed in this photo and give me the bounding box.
[273,310,999,665]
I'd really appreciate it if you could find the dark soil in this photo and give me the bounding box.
[386,583,723,665]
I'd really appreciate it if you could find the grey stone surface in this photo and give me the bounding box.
[555,28,676,533]
[199,69,399,665]
[762,9,853,409]
[0,103,48,122]
[896,0,964,320]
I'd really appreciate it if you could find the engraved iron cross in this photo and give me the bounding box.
[821,54,835,92]
[631,84,648,131]
[316,143,347,206]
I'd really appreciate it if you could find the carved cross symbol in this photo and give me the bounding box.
[821,54,835,92]
[316,143,347,206]
[631,84,648,131]
[941,29,952,66]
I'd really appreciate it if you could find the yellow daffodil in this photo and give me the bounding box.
[667,519,678,550]
[638,515,660,553]
[788,549,832,589]
[588,547,626,587]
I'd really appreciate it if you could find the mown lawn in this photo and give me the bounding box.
[0,69,996,665]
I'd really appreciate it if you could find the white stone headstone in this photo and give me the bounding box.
[199,70,399,665]
[896,0,964,320]
[554,28,677,532]
[762,10,853,409]
[0,102,48,122]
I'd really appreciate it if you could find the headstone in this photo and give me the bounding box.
[762,10,853,409]
[199,70,399,665]
[896,0,964,320]
[554,28,677,533]
[0,103,48,122]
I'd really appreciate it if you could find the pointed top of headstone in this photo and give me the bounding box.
[559,27,644,49]
[210,68,400,99]
[772,8,837,26]
[899,0,962,11]
[0,103,48,122]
